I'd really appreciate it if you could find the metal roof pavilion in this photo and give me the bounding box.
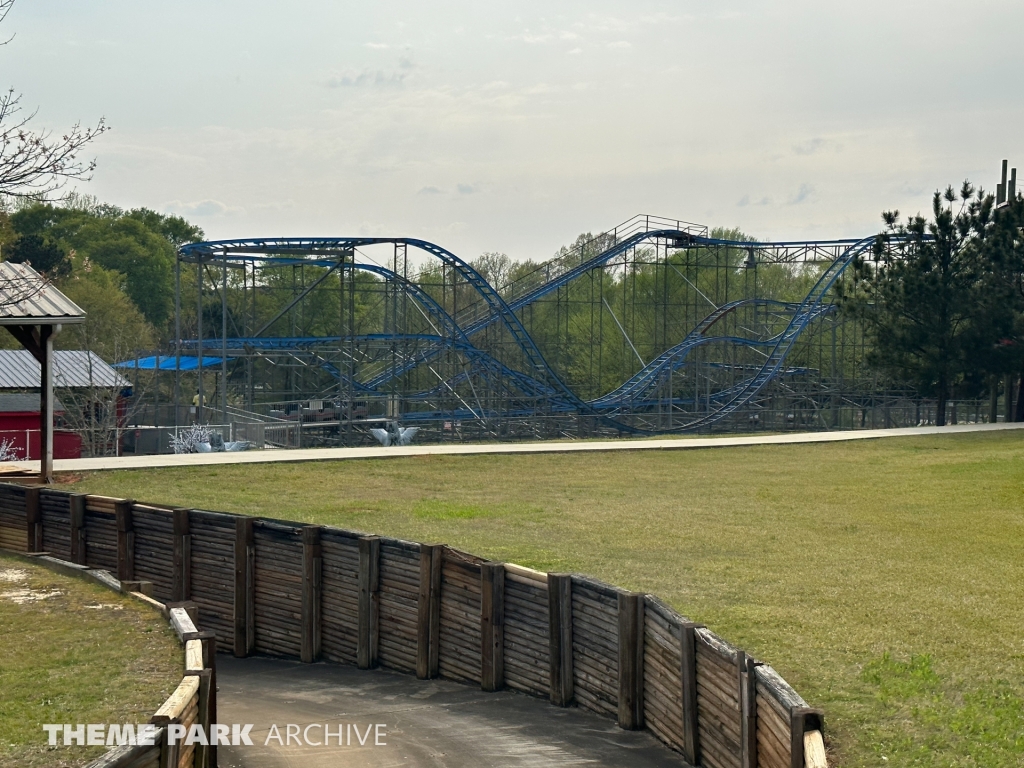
[0,261,86,483]
[0,262,85,325]
[0,350,128,389]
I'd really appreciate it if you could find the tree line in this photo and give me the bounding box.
[840,183,1024,425]
[0,195,203,360]
[1,186,1021,423]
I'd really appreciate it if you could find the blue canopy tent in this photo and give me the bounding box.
[114,355,225,371]
[114,355,229,428]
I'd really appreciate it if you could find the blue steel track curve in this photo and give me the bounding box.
[178,226,872,434]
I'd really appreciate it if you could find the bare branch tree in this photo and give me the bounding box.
[0,0,108,201]
[0,0,14,43]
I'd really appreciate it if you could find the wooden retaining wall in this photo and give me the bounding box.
[377,538,420,674]
[187,511,236,644]
[320,527,361,665]
[502,564,549,697]
[438,548,483,684]
[0,483,27,552]
[252,520,304,658]
[40,489,72,560]
[131,504,175,602]
[0,483,828,768]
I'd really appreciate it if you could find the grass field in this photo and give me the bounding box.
[63,431,1024,767]
[0,554,183,768]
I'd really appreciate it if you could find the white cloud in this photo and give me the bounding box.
[789,184,816,205]
[163,199,244,217]
[325,68,408,88]
[793,138,826,156]
[25,0,1019,255]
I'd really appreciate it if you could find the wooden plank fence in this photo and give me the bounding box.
[0,482,828,768]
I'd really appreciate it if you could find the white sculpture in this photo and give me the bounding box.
[370,421,419,447]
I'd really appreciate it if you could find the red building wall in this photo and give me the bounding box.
[0,411,82,460]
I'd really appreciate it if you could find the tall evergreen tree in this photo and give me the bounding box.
[841,183,1003,425]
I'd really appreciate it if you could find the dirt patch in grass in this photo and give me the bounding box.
[62,431,1024,767]
[0,554,183,768]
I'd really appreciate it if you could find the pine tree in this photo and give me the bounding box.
[842,183,1004,425]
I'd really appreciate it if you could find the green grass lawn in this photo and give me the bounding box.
[64,431,1024,767]
[0,554,183,768]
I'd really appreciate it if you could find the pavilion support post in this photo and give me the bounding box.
[39,324,56,484]
[221,259,228,426]
[197,260,204,424]
[174,254,181,430]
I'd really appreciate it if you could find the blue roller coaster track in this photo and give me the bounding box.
[177,214,874,434]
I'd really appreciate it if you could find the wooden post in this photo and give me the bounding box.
[790,707,825,768]
[25,487,41,552]
[480,562,504,692]
[233,517,254,658]
[357,536,380,669]
[548,573,574,706]
[741,652,758,768]
[617,591,645,730]
[69,494,86,565]
[122,580,154,597]
[168,600,200,628]
[172,508,191,602]
[202,633,218,768]
[680,622,702,766]
[191,668,213,768]
[157,719,180,768]
[180,631,219,768]
[301,525,322,663]
[416,544,442,679]
[115,499,135,581]
[39,324,54,484]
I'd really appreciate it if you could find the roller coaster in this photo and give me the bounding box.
[168,214,921,443]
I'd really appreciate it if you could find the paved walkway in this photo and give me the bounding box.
[215,655,687,767]
[9,422,1022,474]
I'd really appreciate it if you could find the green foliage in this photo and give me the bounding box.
[8,197,204,331]
[862,652,942,702]
[124,207,204,247]
[57,254,155,360]
[840,183,1017,422]
[76,218,174,326]
[861,652,1024,765]
[3,232,70,278]
[412,499,490,519]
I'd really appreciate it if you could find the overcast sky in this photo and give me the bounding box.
[5,1,1022,261]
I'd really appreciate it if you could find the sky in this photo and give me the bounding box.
[4,0,1022,263]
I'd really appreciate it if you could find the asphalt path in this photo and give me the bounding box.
[215,655,688,768]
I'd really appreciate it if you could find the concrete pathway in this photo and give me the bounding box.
[215,655,687,768]
[13,421,1021,473]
